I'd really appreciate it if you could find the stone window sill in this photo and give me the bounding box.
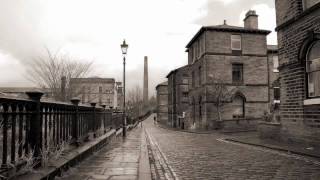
[304,98,320,105]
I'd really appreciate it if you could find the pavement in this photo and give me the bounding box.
[59,114,320,180]
[57,124,151,180]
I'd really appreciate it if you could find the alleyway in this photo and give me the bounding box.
[60,114,320,180]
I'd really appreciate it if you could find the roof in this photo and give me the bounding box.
[267,45,278,52]
[166,65,190,78]
[156,81,168,89]
[186,24,271,48]
[70,77,115,84]
[0,87,41,93]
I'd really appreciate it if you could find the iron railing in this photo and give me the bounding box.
[0,91,127,175]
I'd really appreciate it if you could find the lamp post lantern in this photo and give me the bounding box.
[121,40,128,137]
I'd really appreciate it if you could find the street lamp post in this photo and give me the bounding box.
[121,40,128,137]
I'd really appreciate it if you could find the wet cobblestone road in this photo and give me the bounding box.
[144,115,320,180]
[58,114,320,180]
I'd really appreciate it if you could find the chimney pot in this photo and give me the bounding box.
[244,10,258,29]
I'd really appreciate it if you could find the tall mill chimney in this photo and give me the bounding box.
[244,10,258,29]
[143,56,149,103]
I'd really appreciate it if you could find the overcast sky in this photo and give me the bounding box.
[0,0,276,97]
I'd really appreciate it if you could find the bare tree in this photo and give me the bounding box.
[127,85,143,118]
[207,76,235,122]
[26,48,93,101]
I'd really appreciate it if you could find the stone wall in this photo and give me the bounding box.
[156,83,168,125]
[275,0,320,145]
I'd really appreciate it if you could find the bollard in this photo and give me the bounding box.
[90,103,97,138]
[71,98,81,146]
[26,91,44,167]
[101,104,107,133]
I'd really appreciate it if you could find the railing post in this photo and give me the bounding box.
[71,98,80,146]
[26,91,44,167]
[90,103,97,138]
[101,105,107,133]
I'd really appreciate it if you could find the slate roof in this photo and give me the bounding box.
[186,24,271,48]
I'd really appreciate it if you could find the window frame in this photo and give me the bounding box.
[231,34,242,51]
[273,55,279,73]
[232,63,244,84]
[232,95,245,119]
[273,86,280,103]
[306,41,320,99]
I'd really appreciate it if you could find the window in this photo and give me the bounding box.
[182,77,188,84]
[182,92,188,98]
[273,55,279,72]
[99,86,102,93]
[231,35,241,50]
[306,40,320,98]
[303,0,320,10]
[192,71,195,87]
[233,95,245,118]
[198,66,202,86]
[232,64,243,84]
[274,87,280,103]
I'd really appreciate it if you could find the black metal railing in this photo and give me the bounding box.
[0,91,126,175]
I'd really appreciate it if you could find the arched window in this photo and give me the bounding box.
[232,94,245,118]
[306,40,320,98]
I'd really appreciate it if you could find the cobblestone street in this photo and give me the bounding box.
[56,115,320,180]
[144,114,320,180]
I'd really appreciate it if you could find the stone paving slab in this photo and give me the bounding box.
[57,124,151,180]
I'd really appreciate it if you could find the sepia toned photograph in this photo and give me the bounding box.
[0,0,319,179]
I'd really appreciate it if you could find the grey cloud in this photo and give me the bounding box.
[0,0,48,60]
[195,0,275,27]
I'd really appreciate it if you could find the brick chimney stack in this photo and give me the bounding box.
[244,10,258,29]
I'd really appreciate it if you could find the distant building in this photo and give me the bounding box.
[275,0,320,145]
[0,87,53,99]
[183,10,272,130]
[156,81,168,125]
[116,82,123,110]
[70,77,117,107]
[267,45,280,107]
[166,65,190,129]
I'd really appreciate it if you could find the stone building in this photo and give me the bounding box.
[185,10,272,130]
[267,45,280,107]
[275,0,320,145]
[70,77,117,107]
[156,81,168,125]
[167,65,190,128]
[116,82,123,110]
